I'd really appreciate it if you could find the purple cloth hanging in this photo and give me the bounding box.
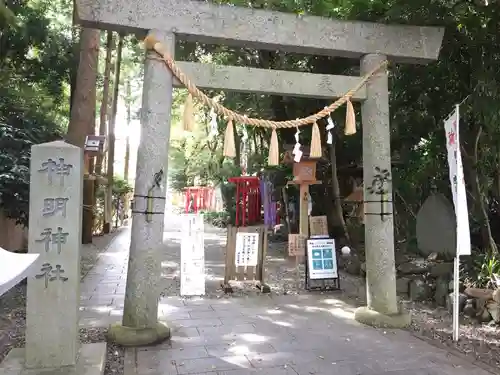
[260,177,277,228]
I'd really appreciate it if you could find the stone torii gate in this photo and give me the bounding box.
[75,0,444,344]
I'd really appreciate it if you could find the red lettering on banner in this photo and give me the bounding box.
[448,131,456,146]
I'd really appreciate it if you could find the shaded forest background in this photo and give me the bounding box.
[2,0,500,287]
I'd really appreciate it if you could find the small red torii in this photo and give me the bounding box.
[184,186,215,213]
[228,176,261,227]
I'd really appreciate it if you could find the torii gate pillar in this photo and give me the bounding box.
[354,54,411,327]
[108,30,174,345]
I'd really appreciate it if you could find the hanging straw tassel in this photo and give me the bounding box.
[309,122,322,158]
[268,127,279,166]
[344,99,356,135]
[183,93,195,131]
[223,118,236,158]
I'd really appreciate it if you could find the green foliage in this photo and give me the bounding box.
[111,176,133,196]
[465,252,500,289]
[202,211,230,228]
[95,176,133,199]
[0,0,73,225]
[0,122,61,226]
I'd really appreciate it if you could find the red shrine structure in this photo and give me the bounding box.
[184,186,215,214]
[183,177,279,228]
[228,176,261,227]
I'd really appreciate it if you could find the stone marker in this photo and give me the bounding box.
[0,141,106,375]
[416,193,456,258]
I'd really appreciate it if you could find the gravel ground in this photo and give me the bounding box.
[1,228,499,374]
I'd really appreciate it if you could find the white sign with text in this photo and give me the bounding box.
[180,214,205,296]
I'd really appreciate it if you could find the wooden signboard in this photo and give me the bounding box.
[288,234,306,256]
[293,161,317,182]
[224,225,270,293]
[309,216,328,237]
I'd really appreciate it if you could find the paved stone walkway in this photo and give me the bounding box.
[79,227,130,328]
[79,215,495,375]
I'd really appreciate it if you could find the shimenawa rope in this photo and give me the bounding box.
[143,35,388,129]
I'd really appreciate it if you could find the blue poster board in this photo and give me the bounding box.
[306,238,337,280]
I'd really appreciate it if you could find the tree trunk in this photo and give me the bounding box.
[468,126,498,255]
[95,31,114,176]
[66,28,99,147]
[66,27,99,244]
[103,34,124,233]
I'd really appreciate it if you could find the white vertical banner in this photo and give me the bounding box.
[444,105,471,342]
[180,214,205,296]
[444,105,471,256]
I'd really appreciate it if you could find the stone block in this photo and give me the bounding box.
[396,277,410,295]
[196,324,256,337]
[464,287,493,300]
[344,255,362,275]
[416,194,456,258]
[409,279,432,301]
[205,343,276,358]
[25,141,83,368]
[171,318,222,328]
[176,356,251,374]
[429,262,453,277]
[137,346,208,362]
[292,359,374,375]
[434,276,450,307]
[486,300,500,322]
[397,260,430,275]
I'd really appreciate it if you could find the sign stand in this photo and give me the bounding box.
[453,256,460,341]
[305,237,340,291]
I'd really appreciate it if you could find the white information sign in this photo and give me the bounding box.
[180,214,205,296]
[306,238,337,280]
[235,232,259,267]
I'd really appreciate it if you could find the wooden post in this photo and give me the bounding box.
[299,183,309,238]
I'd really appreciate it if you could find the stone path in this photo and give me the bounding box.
[79,215,496,375]
[79,226,130,328]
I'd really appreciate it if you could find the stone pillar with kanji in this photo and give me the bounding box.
[25,141,83,368]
